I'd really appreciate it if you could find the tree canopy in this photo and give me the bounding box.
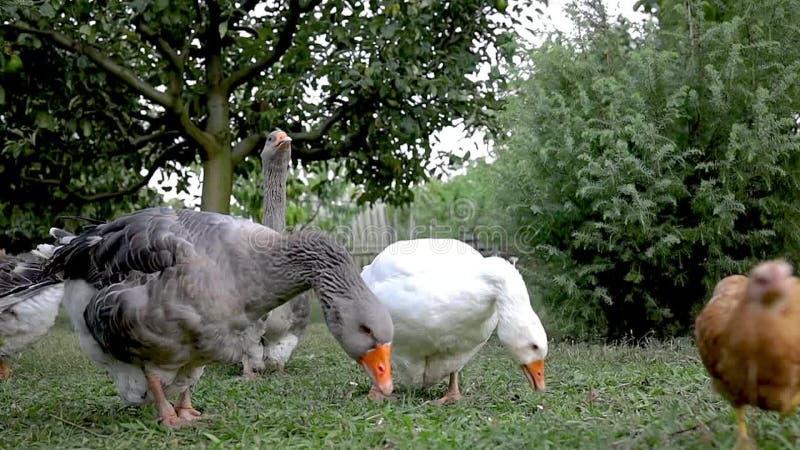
[0,0,529,251]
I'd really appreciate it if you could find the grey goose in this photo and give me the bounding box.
[46,207,394,428]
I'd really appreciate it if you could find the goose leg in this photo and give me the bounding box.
[241,356,258,380]
[173,388,202,422]
[0,359,10,380]
[734,406,752,450]
[434,372,462,405]
[145,372,190,429]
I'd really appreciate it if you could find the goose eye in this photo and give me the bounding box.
[359,325,373,337]
[531,344,539,351]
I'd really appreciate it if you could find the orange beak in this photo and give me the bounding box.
[359,343,393,396]
[274,131,292,150]
[522,359,546,391]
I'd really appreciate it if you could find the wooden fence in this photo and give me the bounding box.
[343,203,508,269]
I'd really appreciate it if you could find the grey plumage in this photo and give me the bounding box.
[260,130,291,230]
[49,207,393,427]
[246,129,311,374]
[0,251,61,306]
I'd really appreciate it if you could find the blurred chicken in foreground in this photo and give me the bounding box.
[695,259,800,449]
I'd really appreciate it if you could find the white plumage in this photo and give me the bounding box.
[361,239,548,403]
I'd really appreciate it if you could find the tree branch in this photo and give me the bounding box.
[223,0,323,93]
[232,97,353,163]
[76,146,177,202]
[20,176,61,186]
[231,133,264,164]
[291,143,333,162]
[177,107,217,155]
[93,99,180,149]
[135,22,183,71]
[227,0,261,29]
[4,22,174,108]
[230,25,259,37]
[23,144,185,204]
[290,103,350,143]
[132,129,181,147]
[295,199,323,231]
[83,143,183,203]
[291,110,378,163]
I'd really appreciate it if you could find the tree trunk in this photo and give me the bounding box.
[200,17,231,214]
[200,150,232,213]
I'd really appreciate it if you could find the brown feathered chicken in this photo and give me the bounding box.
[695,259,800,449]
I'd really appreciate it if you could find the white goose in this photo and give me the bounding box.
[361,239,547,404]
[0,244,64,379]
[46,207,394,427]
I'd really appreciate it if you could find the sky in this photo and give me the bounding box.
[430,0,648,166]
[152,0,649,207]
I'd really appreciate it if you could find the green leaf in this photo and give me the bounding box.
[39,2,56,18]
[154,0,169,12]
[203,433,221,444]
[34,111,56,131]
[81,120,92,137]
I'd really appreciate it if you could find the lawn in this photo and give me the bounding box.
[1,313,799,450]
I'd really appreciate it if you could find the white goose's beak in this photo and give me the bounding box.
[359,343,393,396]
[522,359,546,391]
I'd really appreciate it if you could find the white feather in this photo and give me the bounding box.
[361,239,548,387]
[0,284,63,358]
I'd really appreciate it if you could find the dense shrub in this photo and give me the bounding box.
[493,0,800,339]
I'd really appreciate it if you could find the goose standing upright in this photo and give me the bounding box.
[46,207,393,428]
[0,243,64,379]
[241,129,312,378]
[361,239,547,404]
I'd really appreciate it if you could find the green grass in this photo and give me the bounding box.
[2,314,800,449]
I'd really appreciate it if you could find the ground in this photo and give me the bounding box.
[1,314,799,449]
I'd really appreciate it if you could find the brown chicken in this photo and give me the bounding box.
[695,259,800,449]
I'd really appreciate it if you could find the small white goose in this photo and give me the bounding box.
[361,238,547,404]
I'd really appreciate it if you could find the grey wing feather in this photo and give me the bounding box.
[47,207,198,286]
[0,253,62,312]
[83,275,155,364]
[53,207,249,364]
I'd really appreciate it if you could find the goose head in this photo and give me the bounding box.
[489,258,548,391]
[497,311,548,391]
[320,284,394,396]
[283,231,395,396]
[261,129,292,162]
